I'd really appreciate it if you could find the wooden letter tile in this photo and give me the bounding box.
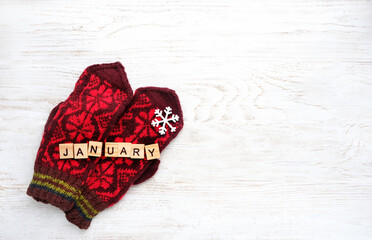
[118,143,132,157]
[131,144,145,159]
[59,143,74,159]
[145,143,160,160]
[105,142,118,157]
[88,141,102,157]
[74,143,88,159]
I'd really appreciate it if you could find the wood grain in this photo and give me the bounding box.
[1,0,372,239]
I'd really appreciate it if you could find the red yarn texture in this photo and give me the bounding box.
[65,87,184,229]
[27,62,184,230]
[27,62,133,212]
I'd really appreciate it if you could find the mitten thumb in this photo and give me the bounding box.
[133,159,160,185]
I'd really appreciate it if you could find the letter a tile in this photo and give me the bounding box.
[118,143,132,157]
[74,143,88,159]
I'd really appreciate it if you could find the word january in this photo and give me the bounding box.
[59,141,160,160]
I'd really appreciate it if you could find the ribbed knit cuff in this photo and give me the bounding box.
[65,185,107,229]
[27,165,83,212]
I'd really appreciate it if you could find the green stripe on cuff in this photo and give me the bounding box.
[33,172,99,217]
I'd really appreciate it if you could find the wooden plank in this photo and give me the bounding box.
[1,0,372,239]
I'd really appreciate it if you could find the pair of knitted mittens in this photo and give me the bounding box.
[27,62,183,229]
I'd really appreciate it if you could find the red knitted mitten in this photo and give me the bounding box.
[65,87,184,229]
[27,62,133,212]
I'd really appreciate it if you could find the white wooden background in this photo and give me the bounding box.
[1,0,372,239]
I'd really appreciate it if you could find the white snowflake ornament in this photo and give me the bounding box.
[151,106,179,135]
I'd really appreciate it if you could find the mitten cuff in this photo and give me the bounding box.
[65,185,107,229]
[27,165,83,212]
